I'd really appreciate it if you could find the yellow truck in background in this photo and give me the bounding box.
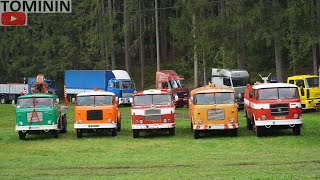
[189,84,238,139]
[287,75,320,111]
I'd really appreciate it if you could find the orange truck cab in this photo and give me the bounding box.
[156,70,189,108]
[244,82,303,137]
[131,89,177,138]
[189,84,238,139]
[74,91,121,138]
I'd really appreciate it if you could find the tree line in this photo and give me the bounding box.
[0,0,319,92]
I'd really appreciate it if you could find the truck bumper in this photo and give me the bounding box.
[304,99,320,109]
[15,125,58,131]
[119,97,132,105]
[193,123,239,130]
[74,124,117,129]
[132,123,175,130]
[255,118,303,126]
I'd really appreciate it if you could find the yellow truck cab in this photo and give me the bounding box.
[287,75,320,110]
[189,84,238,139]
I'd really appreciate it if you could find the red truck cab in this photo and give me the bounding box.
[244,82,303,137]
[131,89,176,138]
[156,70,189,108]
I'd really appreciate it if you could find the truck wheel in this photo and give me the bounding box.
[229,129,238,137]
[133,130,139,138]
[0,96,6,104]
[190,122,193,131]
[117,120,121,132]
[193,130,200,139]
[76,129,83,138]
[246,114,253,130]
[60,115,67,133]
[53,130,59,138]
[169,128,175,135]
[18,131,26,140]
[111,129,117,137]
[293,125,301,136]
[256,126,264,137]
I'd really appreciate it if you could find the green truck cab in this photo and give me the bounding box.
[15,93,67,140]
[287,75,320,110]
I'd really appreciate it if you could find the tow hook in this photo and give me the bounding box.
[289,124,295,128]
[265,125,271,129]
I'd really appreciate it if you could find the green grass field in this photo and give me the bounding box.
[0,104,319,179]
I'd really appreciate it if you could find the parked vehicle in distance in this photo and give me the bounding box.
[189,84,238,139]
[287,75,320,111]
[156,70,189,108]
[244,80,303,137]
[73,91,121,138]
[211,68,249,109]
[65,70,136,105]
[131,89,177,138]
[0,75,56,104]
[15,93,67,140]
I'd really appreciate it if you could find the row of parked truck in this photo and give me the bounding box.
[13,70,319,140]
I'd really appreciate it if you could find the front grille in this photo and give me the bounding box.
[145,109,161,116]
[122,93,133,97]
[27,112,43,122]
[87,110,103,120]
[270,104,289,116]
[207,109,224,120]
[145,115,161,120]
[177,92,188,98]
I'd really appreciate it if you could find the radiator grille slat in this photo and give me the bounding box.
[27,112,43,122]
[87,110,103,120]
[270,104,289,116]
[145,109,161,120]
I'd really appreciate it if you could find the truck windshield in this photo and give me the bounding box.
[17,98,53,108]
[232,77,249,87]
[177,79,187,88]
[257,88,299,100]
[134,94,171,105]
[120,81,135,89]
[76,95,113,106]
[195,93,235,105]
[305,77,319,88]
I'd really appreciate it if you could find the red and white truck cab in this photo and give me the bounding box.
[244,82,303,137]
[156,70,189,108]
[131,89,177,138]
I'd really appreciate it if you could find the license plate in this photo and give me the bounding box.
[29,126,40,130]
[89,125,100,128]
[275,116,285,120]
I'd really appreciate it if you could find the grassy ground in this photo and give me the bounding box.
[0,104,319,179]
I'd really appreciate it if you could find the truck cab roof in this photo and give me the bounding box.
[135,89,171,95]
[18,93,56,99]
[288,75,319,79]
[251,83,298,90]
[190,84,234,95]
[77,91,115,97]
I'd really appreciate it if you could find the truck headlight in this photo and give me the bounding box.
[168,118,171,122]
[19,121,23,125]
[229,118,234,123]
[108,119,112,123]
[198,120,203,125]
[47,120,52,125]
[294,114,299,119]
[238,93,242,98]
[139,120,143,124]
[163,119,167,123]
[78,120,83,124]
[261,115,266,120]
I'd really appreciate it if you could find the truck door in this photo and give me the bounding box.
[107,80,121,98]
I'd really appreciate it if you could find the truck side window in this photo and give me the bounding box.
[114,82,119,88]
[162,82,169,89]
[109,82,114,87]
[249,90,254,98]
[288,80,294,84]
[296,80,305,88]
[158,82,162,88]
[223,78,231,87]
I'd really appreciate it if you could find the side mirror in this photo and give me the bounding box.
[189,97,193,102]
[116,97,119,102]
[71,98,76,104]
[12,100,15,105]
[56,98,60,104]
[175,95,179,101]
[129,98,133,103]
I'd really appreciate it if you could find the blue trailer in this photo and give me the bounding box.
[64,70,136,104]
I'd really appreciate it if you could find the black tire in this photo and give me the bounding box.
[76,129,82,138]
[0,96,6,104]
[246,114,253,130]
[194,130,200,139]
[18,131,26,140]
[133,130,139,138]
[53,130,59,138]
[117,119,121,132]
[190,122,193,131]
[293,125,301,136]
[60,115,67,133]
[229,129,238,137]
[256,126,264,137]
[111,129,117,137]
[169,128,175,135]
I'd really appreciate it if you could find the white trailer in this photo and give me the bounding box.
[211,68,249,108]
[0,84,29,104]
